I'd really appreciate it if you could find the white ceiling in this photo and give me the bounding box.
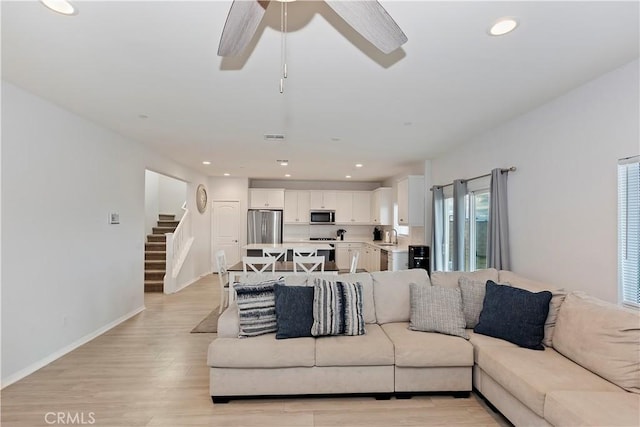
[2,1,639,182]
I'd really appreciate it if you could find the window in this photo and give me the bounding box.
[470,191,490,270]
[441,187,490,272]
[618,156,639,308]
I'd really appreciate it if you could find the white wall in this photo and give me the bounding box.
[1,81,211,386]
[250,179,381,191]
[144,170,160,236]
[158,173,187,219]
[430,60,640,303]
[144,170,187,236]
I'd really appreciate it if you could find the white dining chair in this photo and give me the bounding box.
[293,247,318,257]
[242,256,277,274]
[349,250,360,274]
[293,255,325,274]
[262,248,287,262]
[215,250,229,314]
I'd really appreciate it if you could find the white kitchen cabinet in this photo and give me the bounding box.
[369,245,381,272]
[284,190,310,224]
[250,189,285,209]
[335,191,371,224]
[309,191,337,210]
[397,176,425,226]
[362,245,372,272]
[371,187,393,225]
[335,242,362,270]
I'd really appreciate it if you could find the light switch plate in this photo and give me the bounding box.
[109,213,120,224]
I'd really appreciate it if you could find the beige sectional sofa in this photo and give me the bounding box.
[207,268,640,427]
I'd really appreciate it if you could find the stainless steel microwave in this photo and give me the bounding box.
[310,210,335,224]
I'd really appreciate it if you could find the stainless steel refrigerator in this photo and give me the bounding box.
[247,210,283,244]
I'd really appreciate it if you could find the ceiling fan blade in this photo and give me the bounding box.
[325,0,407,54]
[218,0,269,57]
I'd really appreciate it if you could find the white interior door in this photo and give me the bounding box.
[212,201,241,269]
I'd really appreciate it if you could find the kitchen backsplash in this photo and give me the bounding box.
[284,224,426,244]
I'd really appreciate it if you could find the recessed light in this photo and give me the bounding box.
[138,114,149,119]
[345,175,352,179]
[40,0,76,15]
[223,173,230,176]
[285,174,291,178]
[489,18,518,36]
[202,161,211,165]
[331,137,341,142]
[355,163,363,168]
[277,160,289,166]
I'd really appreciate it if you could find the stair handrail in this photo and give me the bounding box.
[163,203,194,294]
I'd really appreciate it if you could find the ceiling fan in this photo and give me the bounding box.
[217,0,408,57]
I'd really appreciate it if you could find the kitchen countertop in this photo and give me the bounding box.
[244,243,335,250]
[283,238,409,253]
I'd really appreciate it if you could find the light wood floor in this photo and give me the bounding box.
[1,275,512,427]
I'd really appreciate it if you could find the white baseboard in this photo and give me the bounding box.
[1,305,146,389]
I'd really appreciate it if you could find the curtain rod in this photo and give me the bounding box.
[431,166,516,190]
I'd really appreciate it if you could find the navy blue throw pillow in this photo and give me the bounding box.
[274,284,315,339]
[474,281,552,350]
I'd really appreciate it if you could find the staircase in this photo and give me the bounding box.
[144,214,179,292]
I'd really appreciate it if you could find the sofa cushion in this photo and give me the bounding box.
[207,334,316,368]
[430,268,498,289]
[235,278,284,337]
[553,292,640,394]
[545,391,640,427]
[477,346,623,418]
[474,281,552,350]
[458,277,486,328]
[372,269,431,324]
[274,284,314,339]
[315,324,394,367]
[313,272,376,324]
[311,279,365,337]
[409,284,468,339]
[381,322,474,367]
[499,270,567,347]
[467,329,518,360]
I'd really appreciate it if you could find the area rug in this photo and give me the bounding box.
[190,306,220,333]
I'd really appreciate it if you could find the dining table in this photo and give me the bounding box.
[226,260,339,302]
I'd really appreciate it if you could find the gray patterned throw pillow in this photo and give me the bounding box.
[458,276,487,328]
[409,284,468,339]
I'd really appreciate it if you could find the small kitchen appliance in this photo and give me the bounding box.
[373,227,382,241]
[336,229,346,241]
[408,245,430,274]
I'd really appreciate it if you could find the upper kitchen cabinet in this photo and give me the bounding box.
[249,189,285,209]
[397,176,425,226]
[371,187,393,225]
[309,191,337,210]
[336,191,371,224]
[284,190,310,224]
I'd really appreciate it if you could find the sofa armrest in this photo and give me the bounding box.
[217,301,240,338]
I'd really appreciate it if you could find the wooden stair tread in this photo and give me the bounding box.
[145,214,178,292]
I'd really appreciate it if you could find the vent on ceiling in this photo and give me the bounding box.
[264,134,286,141]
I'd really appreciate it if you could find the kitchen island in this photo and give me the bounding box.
[244,242,335,263]
[243,243,334,251]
